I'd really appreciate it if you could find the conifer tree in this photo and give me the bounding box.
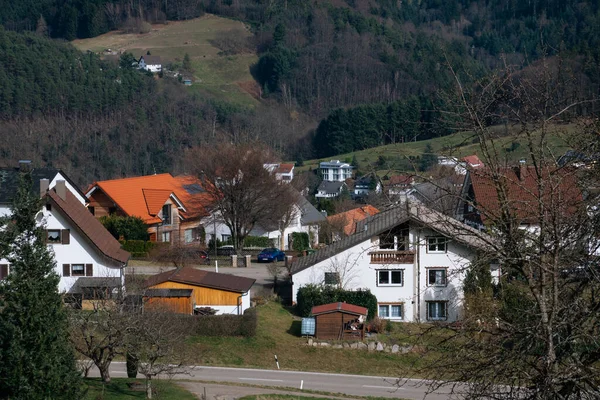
[0,172,81,399]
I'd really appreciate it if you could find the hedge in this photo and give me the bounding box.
[193,308,257,337]
[296,284,378,320]
[119,240,156,257]
[291,232,310,251]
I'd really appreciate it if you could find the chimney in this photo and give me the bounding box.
[40,179,49,198]
[55,180,66,201]
[518,159,527,181]
[18,160,32,171]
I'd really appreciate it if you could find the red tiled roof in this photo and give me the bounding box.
[276,163,294,174]
[145,266,255,293]
[327,205,380,236]
[388,175,414,186]
[46,189,130,264]
[470,166,582,224]
[91,174,212,224]
[462,155,484,167]
[311,302,368,316]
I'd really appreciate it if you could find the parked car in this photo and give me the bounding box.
[217,245,236,256]
[199,250,210,265]
[257,248,285,263]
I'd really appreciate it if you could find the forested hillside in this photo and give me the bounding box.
[1,0,599,181]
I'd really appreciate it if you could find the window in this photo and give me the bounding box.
[71,264,85,276]
[0,264,8,280]
[221,234,231,242]
[427,269,447,286]
[88,206,95,215]
[377,270,403,286]
[162,204,172,225]
[162,231,171,243]
[47,230,61,243]
[378,303,403,319]
[324,272,340,285]
[184,229,194,243]
[427,237,447,253]
[427,301,448,321]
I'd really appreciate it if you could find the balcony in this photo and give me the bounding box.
[369,250,415,264]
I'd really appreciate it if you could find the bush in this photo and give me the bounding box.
[100,215,149,241]
[296,284,378,320]
[193,308,257,338]
[243,236,272,248]
[119,240,155,257]
[291,232,310,252]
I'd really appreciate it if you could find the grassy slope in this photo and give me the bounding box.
[72,14,258,108]
[83,378,196,399]
[187,301,437,377]
[301,124,574,175]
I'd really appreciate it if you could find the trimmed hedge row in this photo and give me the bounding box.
[291,232,310,251]
[296,284,378,320]
[193,308,257,337]
[119,240,156,258]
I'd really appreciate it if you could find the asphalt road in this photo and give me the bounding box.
[95,362,460,399]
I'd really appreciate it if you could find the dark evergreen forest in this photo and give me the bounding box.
[1,0,599,181]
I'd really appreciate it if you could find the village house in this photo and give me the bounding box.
[326,205,380,241]
[86,174,212,244]
[320,160,353,182]
[138,55,162,73]
[290,200,493,323]
[263,163,295,183]
[315,181,347,199]
[386,174,415,197]
[0,163,129,308]
[144,266,255,315]
[353,174,382,198]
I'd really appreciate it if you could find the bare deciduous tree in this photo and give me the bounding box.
[408,58,600,399]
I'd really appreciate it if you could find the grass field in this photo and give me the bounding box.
[187,301,437,377]
[72,14,259,108]
[82,378,196,399]
[299,124,575,175]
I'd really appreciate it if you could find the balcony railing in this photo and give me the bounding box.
[369,250,415,264]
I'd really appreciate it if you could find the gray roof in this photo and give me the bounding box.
[298,196,326,225]
[291,200,491,275]
[140,55,161,65]
[317,181,345,194]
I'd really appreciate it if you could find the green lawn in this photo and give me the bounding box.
[82,378,196,399]
[186,301,439,377]
[297,124,575,175]
[72,14,259,108]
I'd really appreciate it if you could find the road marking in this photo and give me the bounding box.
[362,385,404,390]
[239,378,284,382]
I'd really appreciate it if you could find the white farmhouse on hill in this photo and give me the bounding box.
[138,55,162,73]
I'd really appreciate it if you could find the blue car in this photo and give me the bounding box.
[257,248,285,263]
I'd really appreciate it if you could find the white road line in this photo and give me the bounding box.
[239,378,284,382]
[362,385,404,390]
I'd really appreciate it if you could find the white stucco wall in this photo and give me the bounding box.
[195,289,251,315]
[291,223,476,323]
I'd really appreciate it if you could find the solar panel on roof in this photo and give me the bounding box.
[183,183,205,194]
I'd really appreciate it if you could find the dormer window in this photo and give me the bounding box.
[162,204,172,225]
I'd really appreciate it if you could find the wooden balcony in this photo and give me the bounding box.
[369,250,415,264]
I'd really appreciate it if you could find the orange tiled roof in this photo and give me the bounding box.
[462,154,484,167]
[327,205,380,236]
[92,174,212,224]
[276,163,294,174]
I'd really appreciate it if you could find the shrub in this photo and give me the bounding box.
[291,232,310,252]
[193,308,257,338]
[100,215,149,241]
[243,236,272,248]
[367,317,385,333]
[296,284,378,320]
[119,240,155,257]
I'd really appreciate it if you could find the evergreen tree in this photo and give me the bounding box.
[0,172,81,399]
[419,143,437,172]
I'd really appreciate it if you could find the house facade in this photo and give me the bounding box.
[138,55,162,73]
[0,166,129,305]
[86,174,210,244]
[353,175,382,197]
[320,160,353,182]
[291,202,492,323]
[264,163,295,183]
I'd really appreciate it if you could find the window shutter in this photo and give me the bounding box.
[0,264,8,280]
[63,264,71,277]
[61,229,70,245]
[444,302,449,320]
[43,230,48,244]
[85,264,93,277]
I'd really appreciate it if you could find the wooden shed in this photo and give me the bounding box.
[311,302,368,340]
[144,266,255,315]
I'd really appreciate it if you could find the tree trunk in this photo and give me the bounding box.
[146,376,152,399]
[99,365,111,383]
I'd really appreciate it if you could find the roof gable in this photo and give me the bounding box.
[311,302,368,316]
[142,188,174,216]
[46,189,130,264]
